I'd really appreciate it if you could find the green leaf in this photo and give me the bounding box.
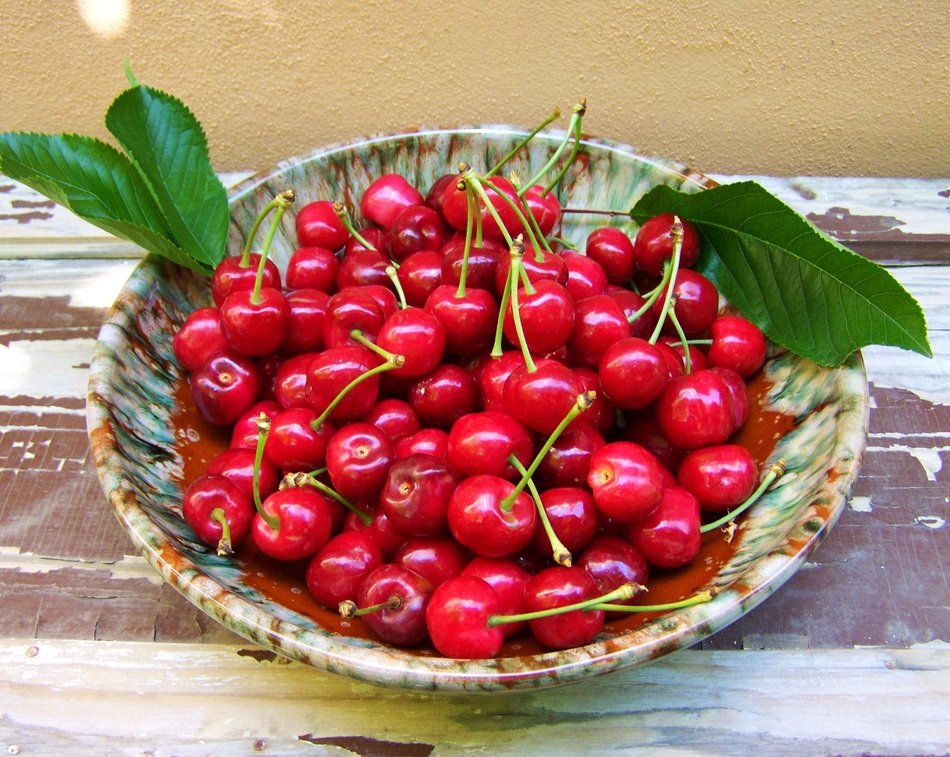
[105,84,229,272]
[631,181,932,366]
[0,131,206,272]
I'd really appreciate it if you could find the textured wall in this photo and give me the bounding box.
[2,0,947,177]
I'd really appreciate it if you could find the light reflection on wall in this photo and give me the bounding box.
[76,0,130,38]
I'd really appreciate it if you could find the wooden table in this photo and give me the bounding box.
[1,173,947,755]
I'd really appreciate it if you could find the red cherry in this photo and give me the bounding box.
[477,352,528,412]
[652,268,719,337]
[322,287,386,349]
[306,346,382,422]
[521,184,561,236]
[537,421,606,489]
[174,307,229,372]
[335,247,392,290]
[394,427,450,463]
[446,411,534,480]
[598,337,670,410]
[229,400,281,449]
[677,443,758,512]
[190,352,262,426]
[587,441,666,523]
[707,315,768,377]
[532,486,600,557]
[343,227,389,258]
[461,557,531,638]
[285,246,339,292]
[365,398,421,441]
[251,487,336,561]
[282,289,329,356]
[218,287,289,357]
[586,226,636,285]
[379,453,459,537]
[424,174,457,215]
[709,367,749,432]
[447,474,537,557]
[396,250,444,307]
[494,247,568,295]
[523,566,605,650]
[272,353,315,409]
[182,474,254,554]
[502,278,575,355]
[576,535,649,616]
[360,174,424,229]
[342,506,408,559]
[325,423,394,502]
[206,447,279,502]
[562,251,608,300]
[295,200,349,251]
[633,213,701,276]
[440,240,503,291]
[503,358,583,435]
[442,175,523,241]
[655,369,736,451]
[425,575,504,659]
[424,285,499,358]
[305,531,384,609]
[375,307,446,379]
[211,254,281,308]
[567,294,631,370]
[264,407,335,472]
[608,287,658,341]
[625,485,702,569]
[394,537,469,589]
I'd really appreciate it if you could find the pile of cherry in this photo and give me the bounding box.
[173,151,777,659]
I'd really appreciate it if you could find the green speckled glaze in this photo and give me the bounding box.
[87,128,868,691]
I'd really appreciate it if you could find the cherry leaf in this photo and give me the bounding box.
[630,181,932,366]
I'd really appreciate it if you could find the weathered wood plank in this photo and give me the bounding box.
[0,641,947,755]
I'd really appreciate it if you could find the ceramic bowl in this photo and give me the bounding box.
[87,127,868,691]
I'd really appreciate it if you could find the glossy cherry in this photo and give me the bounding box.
[379,453,459,537]
[562,251,609,300]
[567,294,631,370]
[181,474,254,555]
[375,307,446,379]
[393,427,450,463]
[503,358,583,435]
[285,246,339,292]
[502,278,575,356]
[598,337,670,410]
[282,289,329,356]
[586,226,636,285]
[536,421,606,489]
[251,486,336,562]
[264,407,335,471]
[652,268,719,337]
[446,411,534,479]
[424,285,499,358]
[521,184,561,236]
[425,575,504,658]
[625,485,702,569]
[587,441,666,523]
[461,557,531,639]
[655,369,736,451]
[677,443,758,512]
[365,398,421,441]
[532,486,600,557]
[306,345,382,423]
[447,474,538,557]
[211,253,281,308]
[305,530,384,609]
[633,213,701,276]
[407,364,478,429]
[190,352,261,426]
[387,204,446,261]
[295,199,349,251]
[219,286,289,357]
[576,535,649,616]
[325,422,394,503]
[206,447,279,502]
[707,314,768,377]
[173,307,229,372]
[522,565,605,650]
[396,250,444,307]
[360,174,424,229]
[394,537,469,589]
[350,563,433,646]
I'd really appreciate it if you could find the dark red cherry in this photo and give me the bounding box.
[394,427,450,463]
[494,247,568,294]
[562,251,608,300]
[394,537,468,589]
[625,485,702,569]
[424,174,457,215]
[461,557,531,638]
[174,307,229,372]
[397,250,444,307]
[190,352,262,426]
[285,246,339,292]
[387,204,446,261]
[206,447,279,502]
[343,506,408,560]
[305,531,384,609]
[537,421,606,489]
[633,213,701,276]
[335,247,392,290]
[677,443,758,512]
[360,174,424,229]
[586,226,636,285]
[407,364,478,429]
[424,285,499,358]
[709,367,749,432]
[354,564,433,647]
[322,287,386,349]
[273,353,315,409]
[576,535,649,616]
[440,241,503,291]
[365,398,421,441]
[282,289,329,356]
[343,227,389,258]
[379,453,459,537]
[295,200,349,252]
[425,575,504,659]
[655,369,735,451]
[597,337,670,410]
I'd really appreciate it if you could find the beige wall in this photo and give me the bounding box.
[2,1,947,178]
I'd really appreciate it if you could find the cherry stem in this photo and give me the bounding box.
[281,470,372,526]
[385,265,408,309]
[699,458,787,534]
[506,241,538,374]
[461,167,517,250]
[333,202,377,251]
[626,262,674,327]
[239,193,281,267]
[455,187,478,298]
[542,112,584,196]
[666,304,692,373]
[311,339,404,430]
[338,595,401,619]
[521,99,586,196]
[488,579,638,627]
[510,457,572,567]
[480,172,549,259]
[560,207,628,217]
[210,507,234,556]
[501,391,595,510]
[593,589,715,614]
[250,190,295,304]
[252,414,280,531]
[485,106,561,178]
[647,217,684,342]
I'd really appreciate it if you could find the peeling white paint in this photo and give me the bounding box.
[866,444,947,482]
[914,516,946,529]
[850,496,873,512]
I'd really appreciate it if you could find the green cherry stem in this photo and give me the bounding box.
[281,470,372,526]
[478,172,549,259]
[333,202,377,251]
[210,507,234,556]
[338,595,401,618]
[699,458,787,534]
[501,391,596,511]
[488,579,638,628]
[510,457,572,567]
[386,265,408,309]
[542,111,584,196]
[593,589,715,614]
[647,216,684,342]
[461,167,517,250]
[666,303,692,373]
[239,192,282,267]
[252,414,280,531]
[485,106,561,178]
[455,186,478,298]
[250,190,295,304]
[521,98,586,196]
[506,241,538,373]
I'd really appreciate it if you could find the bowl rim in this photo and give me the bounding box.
[86,127,869,691]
